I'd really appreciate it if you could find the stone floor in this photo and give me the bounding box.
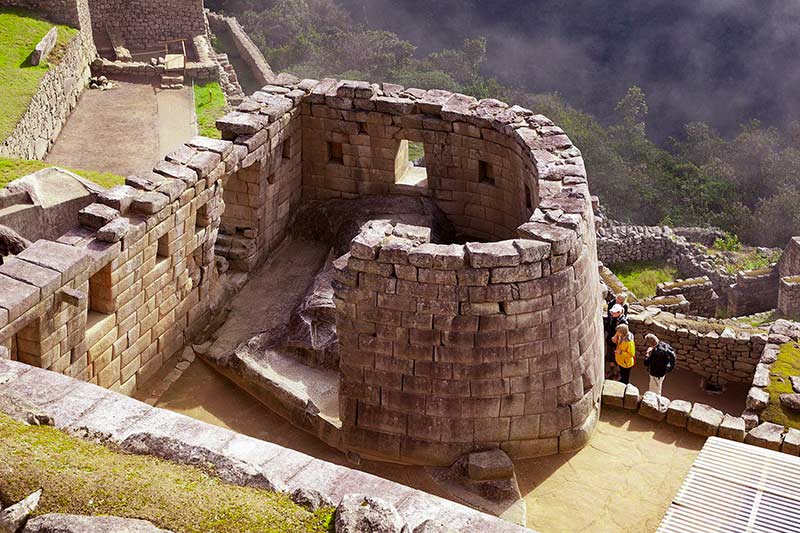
[46,78,195,177]
[134,238,709,532]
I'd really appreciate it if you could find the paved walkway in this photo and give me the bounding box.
[46,79,195,177]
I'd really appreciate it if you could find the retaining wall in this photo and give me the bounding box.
[779,277,800,317]
[656,277,718,317]
[0,5,94,160]
[207,11,273,89]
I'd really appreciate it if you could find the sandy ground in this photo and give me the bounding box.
[46,79,195,177]
[137,238,709,532]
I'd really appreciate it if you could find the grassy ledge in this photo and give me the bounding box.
[0,157,125,190]
[0,8,78,141]
[609,260,678,299]
[0,413,334,532]
[194,81,226,139]
[763,342,800,431]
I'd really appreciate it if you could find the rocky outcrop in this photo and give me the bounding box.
[334,495,406,533]
[0,490,41,533]
[22,514,170,533]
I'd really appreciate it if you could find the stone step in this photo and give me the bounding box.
[160,83,184,90]
[161,75,184,84]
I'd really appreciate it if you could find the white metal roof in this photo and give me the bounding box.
[658,437,800,533]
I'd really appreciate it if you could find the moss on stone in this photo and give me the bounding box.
[762,342,800,431]
[0,157,124,189]
[0,413,334,532]
[0,8,79,141]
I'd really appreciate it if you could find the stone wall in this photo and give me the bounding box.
[87,0,205,51]
[207,11,274,88]
[673,226,726,247]
[728,268,779,317]
[269,80,605,464]
[0,135,240,393]
[215,87,304,272]
[596,225,677,265]
[0,29,93,160]
[0,0,82,27]
[778,237,800,278]
[628,309,766,385]
[778,277,800,317]
[656,277,718,317]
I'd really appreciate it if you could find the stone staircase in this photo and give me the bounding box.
[160,74,184,90]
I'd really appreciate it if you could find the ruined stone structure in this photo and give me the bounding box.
[1,73,604,466]
[656,277,718,317]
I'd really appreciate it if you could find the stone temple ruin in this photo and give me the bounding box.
[3,0,800,530]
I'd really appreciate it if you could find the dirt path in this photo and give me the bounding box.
[46,79,195,177]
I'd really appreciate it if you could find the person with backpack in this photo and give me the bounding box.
[613,323,636,384]
[643,334,676,395]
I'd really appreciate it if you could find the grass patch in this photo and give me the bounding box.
[0,157,124,189]
[609,260,678,298]
[762,342,800,431]
[0,413,334,532]
[194,81,226,139]
[408,141,425,164]
[0,8,78,141]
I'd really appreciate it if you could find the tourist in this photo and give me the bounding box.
[643,334,676,396]
[615,292,629,317]
[613,323,636,384]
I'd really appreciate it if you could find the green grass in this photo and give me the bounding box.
[762,342,800,431]
[194,81,226,140]
[0,157,124,189]
[0,8,78,141]
[610,260,678,298]
[0,413,334,532]
[408,141,425,163]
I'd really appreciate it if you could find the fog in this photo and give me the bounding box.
[340,0,800,141]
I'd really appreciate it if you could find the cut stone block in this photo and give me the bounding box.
[666,400,692,428]
[718,415,746,442]
[96,218,130,243]
[17,240,89,283]
[780,393,800,413]
[745,422,785,451]
[601,380,625,408]
[782,428,800,456]
[687,403,724,437]
[745,387,769,411]
[466,449,514,481]
[638,392,669,422]
[623,384,640,410]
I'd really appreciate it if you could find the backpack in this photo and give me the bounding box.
[657,342,676,374]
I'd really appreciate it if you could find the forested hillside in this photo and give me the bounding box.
[207,0,800,247]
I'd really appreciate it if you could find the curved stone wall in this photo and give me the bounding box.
[304,81,604,465]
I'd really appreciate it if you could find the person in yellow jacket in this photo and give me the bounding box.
[613,323,636,384]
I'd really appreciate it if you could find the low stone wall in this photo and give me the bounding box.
[779,237,800,278]
[0,32,93,160]
[728,268,779,317]
[596,224,677,265]
[207,11,273,88]
[673,226,725,247]
[657,277,718,317]
[628,309,766,385]
[779,277,800,317]
[0,0,82,27]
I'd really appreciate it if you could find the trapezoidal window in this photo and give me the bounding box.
[328,141,344,165]
[479,160,496,186]
[394,139,428,187]
[282,138,292,160]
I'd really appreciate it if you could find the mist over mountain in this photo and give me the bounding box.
[339,0,800,142]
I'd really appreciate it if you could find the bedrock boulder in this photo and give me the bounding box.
[334,494,405,533]
[21,514,170,532]
[0,489,41,533]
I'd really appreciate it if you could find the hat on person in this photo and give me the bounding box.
[610,304,624,316]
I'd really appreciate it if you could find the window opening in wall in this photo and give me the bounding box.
[525,183,533,211]
[156,233,171,263]
[328,141,344,164]
[282,138,292,160]
[479,160,496,186]
[394,140,428,187]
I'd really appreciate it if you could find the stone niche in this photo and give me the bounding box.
[290,81,605,465]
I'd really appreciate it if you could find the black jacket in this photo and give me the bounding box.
[645,342,676,378]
